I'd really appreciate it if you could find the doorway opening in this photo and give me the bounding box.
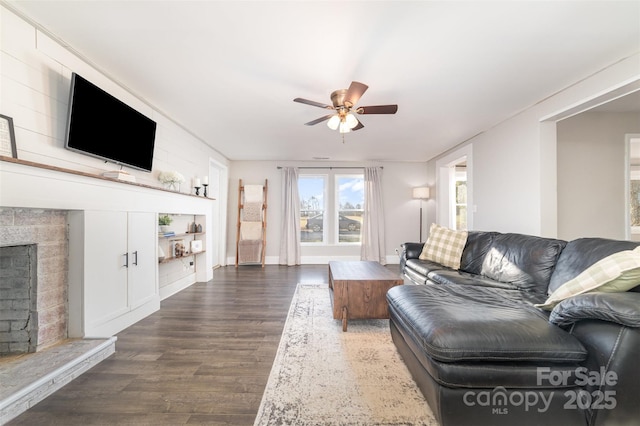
[437,145,473,231]
[626,134,640,241]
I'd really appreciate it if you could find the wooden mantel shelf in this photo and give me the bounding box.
[0,156,214,200]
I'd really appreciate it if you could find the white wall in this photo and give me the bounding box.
[2,5,428,270]
[227,161,427,265]
[557,111,640,240]
[425,53,640,239]
[1,6,229,190]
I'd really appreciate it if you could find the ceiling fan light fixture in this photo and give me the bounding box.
[295,81,397,135]
[327,115,340,130]
[345,112,358,129]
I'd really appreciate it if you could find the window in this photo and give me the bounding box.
[299,172,364,244]
[629,137,640,237]
[455,168,467,230]
[299,175,326,243]
[631,178,640,230]
[336,175,363,243]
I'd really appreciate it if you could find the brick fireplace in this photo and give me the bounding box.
[0,208,68,355]
[0,244,38,354]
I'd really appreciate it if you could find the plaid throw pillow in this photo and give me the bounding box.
[419,223,468,270]
[535,246,640,310]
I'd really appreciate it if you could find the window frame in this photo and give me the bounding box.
[299,174,327,245]
[298,171,364,246]
[335,173,364,245]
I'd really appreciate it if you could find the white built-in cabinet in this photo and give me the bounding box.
[68,210,160,338]
[1,158,214,337]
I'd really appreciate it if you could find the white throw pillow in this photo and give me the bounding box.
[535,246,640,310]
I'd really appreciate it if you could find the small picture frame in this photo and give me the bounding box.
[0,114,17,158]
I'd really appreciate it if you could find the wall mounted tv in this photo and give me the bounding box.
[65,73,157,172]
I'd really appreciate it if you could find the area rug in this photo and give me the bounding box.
[254,283,438,426]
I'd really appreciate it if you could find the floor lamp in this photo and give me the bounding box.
[412,187,430,242]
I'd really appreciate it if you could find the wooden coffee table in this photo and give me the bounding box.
[328,261,403,331]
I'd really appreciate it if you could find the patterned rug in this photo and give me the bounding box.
[254,283,438,426]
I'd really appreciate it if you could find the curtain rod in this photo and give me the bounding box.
[277,166,383,170]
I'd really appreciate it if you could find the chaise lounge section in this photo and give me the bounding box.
[388,227,640,426]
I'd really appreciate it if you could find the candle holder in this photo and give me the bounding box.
[202,183,208,198]
[194,186,201,196]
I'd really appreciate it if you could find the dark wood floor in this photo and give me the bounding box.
[8,264,330,425]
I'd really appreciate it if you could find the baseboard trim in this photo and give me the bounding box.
[226,255,400,266]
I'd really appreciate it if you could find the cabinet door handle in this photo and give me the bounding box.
[133,251,138,266]
[123,253,129,268]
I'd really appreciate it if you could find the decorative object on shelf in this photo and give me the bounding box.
[158,171,185,191]
[193,176,202,195]
[0,114,17,158]
[197,224,202,233]
[202,175,209,197]
[190,222,198,233]
[102,170,136,183]
[158,214,173,233]
[173,240,186,258]
[190,240,203,253]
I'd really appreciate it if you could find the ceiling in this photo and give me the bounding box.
[6,1,640,162]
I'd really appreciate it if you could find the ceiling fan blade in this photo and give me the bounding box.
[356,104,398,115]
[304,114,335,126]
[352,120,364,131]
[344,81,368,107]
[294,97,334,109]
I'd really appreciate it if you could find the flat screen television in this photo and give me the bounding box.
[65,72,157,172]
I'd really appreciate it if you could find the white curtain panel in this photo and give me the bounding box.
[361,167,387,264]
[279,167,301,266]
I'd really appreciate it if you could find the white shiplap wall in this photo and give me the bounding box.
[1,5,228,188]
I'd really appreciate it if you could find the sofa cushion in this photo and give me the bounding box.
[459,231,498,275]
[480,233,567,295]
[428,269,520,291]
[536,246,640,310]
[548,292,640,328]
[419,223,468,270]
[405,258,448,278]
[386,284,587,363]
[548,238,640,294]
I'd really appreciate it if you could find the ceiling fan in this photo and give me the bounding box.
[294,81,398,133]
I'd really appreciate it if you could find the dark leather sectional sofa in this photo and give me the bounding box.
[388,231,640,426]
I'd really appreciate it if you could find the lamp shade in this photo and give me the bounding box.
[412,187,430,199]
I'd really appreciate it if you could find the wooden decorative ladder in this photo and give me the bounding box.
[235,179,268,267]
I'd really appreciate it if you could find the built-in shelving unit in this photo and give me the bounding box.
[157,213,207,300]
[159,232,206,264]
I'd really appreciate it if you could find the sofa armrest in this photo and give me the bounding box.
[549,292,640,328]
[398,242,423,276]
[401,242,425,260]
[399,242,425,275]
